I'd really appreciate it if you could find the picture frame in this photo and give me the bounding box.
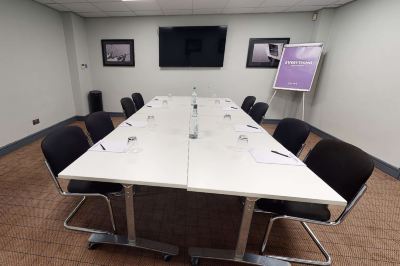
[101,39,135,67]
[246,38,290,68]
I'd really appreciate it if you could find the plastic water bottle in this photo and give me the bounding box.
[189,104,198,139]
[191,86,197,105]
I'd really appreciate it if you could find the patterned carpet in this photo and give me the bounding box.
[0,118,399,265]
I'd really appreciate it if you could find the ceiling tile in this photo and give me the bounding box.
[163,9,193,15]
[299,0,337,5]
[47,3,71,11]
[252,6,289,13]
[225,0,264,8]
[124,0,161,11]
[193,8,223,15]
[222,7,255,14]
[93,2,130,12]
[34,0,57,3]
[135,10,163,16]
[193,0,229,9]
[77,12,108,17]
[54,0,90,3]
[260,0,302,7]
[157,0,192,10]
[104,11,136,16]
[62,3,100,12]
[288,5,324,11]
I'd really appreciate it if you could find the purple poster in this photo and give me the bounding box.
[273,44,323,92]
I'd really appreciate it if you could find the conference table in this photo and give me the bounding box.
[59,96,346,265]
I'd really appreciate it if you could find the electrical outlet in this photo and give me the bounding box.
[32,118,40,125]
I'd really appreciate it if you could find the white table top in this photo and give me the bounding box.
[59,96,346,206]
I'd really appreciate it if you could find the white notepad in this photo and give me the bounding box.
[249,148,305,166]
[89,140,128,153]
[119,120,147,128]
[234,124,263,133]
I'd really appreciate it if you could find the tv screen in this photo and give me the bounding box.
[159,26,227,67]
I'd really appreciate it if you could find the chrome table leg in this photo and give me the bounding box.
[87,184,179,261]
[188,197,290,266]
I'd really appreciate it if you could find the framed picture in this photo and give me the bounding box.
[246,38,290,68]
[101,39,135,67]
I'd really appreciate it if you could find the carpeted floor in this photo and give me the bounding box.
[0,118,399,265]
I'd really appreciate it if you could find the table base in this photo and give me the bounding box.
[88,233,179,260]
[188,247,290,266]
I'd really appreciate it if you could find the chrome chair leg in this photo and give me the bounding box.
[104,195,117,233]
[64,195,116,235]
[260,216,332,266]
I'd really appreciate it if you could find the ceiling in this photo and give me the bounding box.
[33,0,354,18]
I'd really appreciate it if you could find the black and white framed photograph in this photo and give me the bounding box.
[246,38,290,68]
[101,39,135,67]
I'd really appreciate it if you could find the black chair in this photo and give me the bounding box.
[120,97,136,118]
[131,92,144,110]
[41,126,123,234]
[85,111,114,144]
[256,139,374,265]
[272,118,310,156]
[241,96,256,113]
[249,102,269,124]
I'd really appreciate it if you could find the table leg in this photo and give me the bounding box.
[188,197,290,266]
[87,184,179,261]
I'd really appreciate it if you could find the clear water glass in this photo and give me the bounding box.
[215,99,220,104]
[162,100,168,107]
[168,93,172,99]
[237,135,249,151]
[147,115,155,128]
[223,114,231,122]
[127,136,140,153]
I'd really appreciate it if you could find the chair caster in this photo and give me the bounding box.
[87,242,98,250]
[163,254,172,262]
[190,257,199,266]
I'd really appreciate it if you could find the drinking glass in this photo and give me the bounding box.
[237,135,249,151]
[162,100,168,107]
[147,115,155,128]
[168,93,172,99]
[215,99,220,104]
[223,114,231,122]
[127,136,141,153]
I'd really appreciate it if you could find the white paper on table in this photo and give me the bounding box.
[249,148,305,166]
[119,120,147,128]
[223,106,239,111]
[234,124,263,133]
[89,140,127,153]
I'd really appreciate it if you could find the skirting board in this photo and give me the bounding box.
[264,119,400,180]
[0,115,398,180]
[0,112,125,158]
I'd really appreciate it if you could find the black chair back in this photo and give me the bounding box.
[241,96,256,113]
[273,118,310,155]
[249,102,269,124]
[305,139,374,202]
[131,92,144,110]
[85,111,114,143]
[120,97,136,118]
[41,126,89,177]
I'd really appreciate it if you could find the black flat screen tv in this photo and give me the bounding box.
[159,26,227,67]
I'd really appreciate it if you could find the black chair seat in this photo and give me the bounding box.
[67,180,123,195]
[256,199,331,222]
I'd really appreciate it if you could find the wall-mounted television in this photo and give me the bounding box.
[159,26,227,67]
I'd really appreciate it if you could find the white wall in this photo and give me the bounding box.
[85,13,315,118]
[63,13,93,116]
[0,0,75,147]
[307,0,400,167]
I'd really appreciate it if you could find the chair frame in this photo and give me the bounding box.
[45,160,117,235]
[256,184,368,266]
